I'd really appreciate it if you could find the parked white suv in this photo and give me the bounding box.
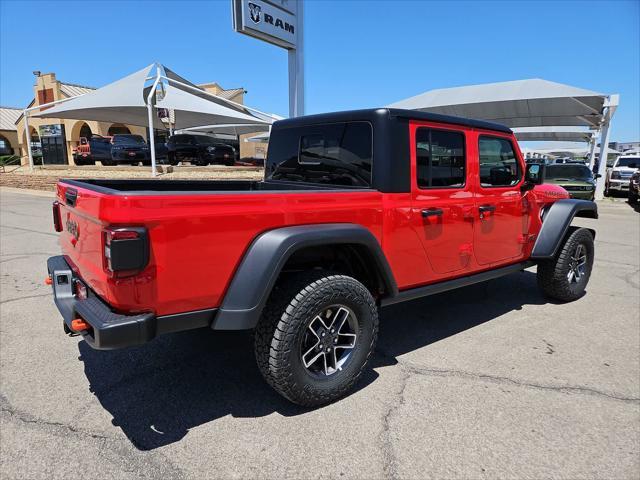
[605,155,640,196]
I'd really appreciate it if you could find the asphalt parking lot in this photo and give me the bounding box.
[1,188,638,479]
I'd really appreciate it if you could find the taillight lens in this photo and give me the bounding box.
[52,201,62,232]
[103,227,149,278]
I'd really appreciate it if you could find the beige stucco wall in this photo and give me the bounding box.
[0,129,19,155]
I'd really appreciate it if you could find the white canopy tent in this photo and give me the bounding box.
[28,63,274,175]
[389,79,620,198]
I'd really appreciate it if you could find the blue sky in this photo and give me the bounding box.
[1,0,638,142]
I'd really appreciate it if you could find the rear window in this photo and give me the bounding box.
[616,157,640,168]
[267,121,373,187]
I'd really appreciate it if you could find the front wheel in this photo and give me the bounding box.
[537,228,594,302]
[255,271,378,407]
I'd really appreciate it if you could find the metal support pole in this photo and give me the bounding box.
[147,103,157,176]
[287,0,304,117]
[23,111,34,171]
[146,65,162,177]
[587,132,598,169]
[594,115,612,200]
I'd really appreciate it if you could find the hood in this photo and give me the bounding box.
[544,178,595,187]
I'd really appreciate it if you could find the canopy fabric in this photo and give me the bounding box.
[155,84,268,130]
[244,132,270,143]
[388,79,613,128]
[34,64,166,128]
[533,146,621,156]
[513,126,595,143]
[182,123,270,136]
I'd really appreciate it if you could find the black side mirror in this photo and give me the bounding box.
[595,173,602,179]
[521,163,545,192]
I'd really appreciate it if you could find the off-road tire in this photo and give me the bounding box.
[628,191,638,205]
[537,227,594,302]
[255,271,378,407]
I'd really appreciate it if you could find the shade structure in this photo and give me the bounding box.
[513,126,595,143]
[155,84,269,129]
[388,79,617,128]
[34,64,165,129]
[532,146,622,157]
[184,123,270,135]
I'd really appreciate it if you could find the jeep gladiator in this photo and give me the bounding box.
[47,108,597,406]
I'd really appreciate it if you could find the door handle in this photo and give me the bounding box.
[478,204,496,219]
[421,208,443,218]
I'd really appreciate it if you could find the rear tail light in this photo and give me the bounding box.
[52,201,62,232]
[103,227,149,278]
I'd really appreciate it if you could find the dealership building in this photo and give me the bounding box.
[0,72,267,165]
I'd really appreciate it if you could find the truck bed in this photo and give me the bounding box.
[55,178,384,318]
[61,179,353,194]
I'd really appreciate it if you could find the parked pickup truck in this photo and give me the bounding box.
[47,108,597,406]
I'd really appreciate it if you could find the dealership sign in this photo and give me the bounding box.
[232,0,298,50]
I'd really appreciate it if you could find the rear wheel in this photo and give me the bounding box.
[629,190,638,205]
[255,271,378,407]
[195,152,209,167]
[537,228,594,302]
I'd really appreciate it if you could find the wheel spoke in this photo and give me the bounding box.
[326,348,338,373]
[567,269,576,283]
[309,315,330,336]
[302,344,324,368]
[335,333,357,350]
[329,307,350,333]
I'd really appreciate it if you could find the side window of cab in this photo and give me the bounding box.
[416,128,466,188]
[478,136,522,187]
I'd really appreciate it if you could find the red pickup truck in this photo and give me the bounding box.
[47,108,597,406]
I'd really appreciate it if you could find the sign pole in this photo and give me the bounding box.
[233,0,303,117]
[288,0,304,117]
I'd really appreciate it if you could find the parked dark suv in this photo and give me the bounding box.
[167,134,235,166]
[108,134,150,165]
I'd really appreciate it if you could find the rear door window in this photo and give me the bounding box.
[267,121,373,187]
[415,128,466,188]
[478,136,521,187]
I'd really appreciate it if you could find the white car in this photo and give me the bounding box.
[605,155,640,196]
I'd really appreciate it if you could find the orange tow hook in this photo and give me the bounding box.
[45,276,52,285]
[71,318,90,332]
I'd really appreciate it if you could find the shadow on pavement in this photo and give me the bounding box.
[79,270,549,450]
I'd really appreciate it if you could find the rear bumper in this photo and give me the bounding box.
[47,255,215,350]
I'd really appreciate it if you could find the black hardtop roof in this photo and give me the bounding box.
[273,108,512,134]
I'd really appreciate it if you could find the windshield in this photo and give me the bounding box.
[545,165,593,180]
[113,135,146,145]
[616,157,640,168]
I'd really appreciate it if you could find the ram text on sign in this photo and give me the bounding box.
[233,0,297,50]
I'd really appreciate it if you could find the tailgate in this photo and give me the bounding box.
[55,182,115,307]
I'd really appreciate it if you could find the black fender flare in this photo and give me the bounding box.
[212,224,397,330]
[531,199,597,259]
